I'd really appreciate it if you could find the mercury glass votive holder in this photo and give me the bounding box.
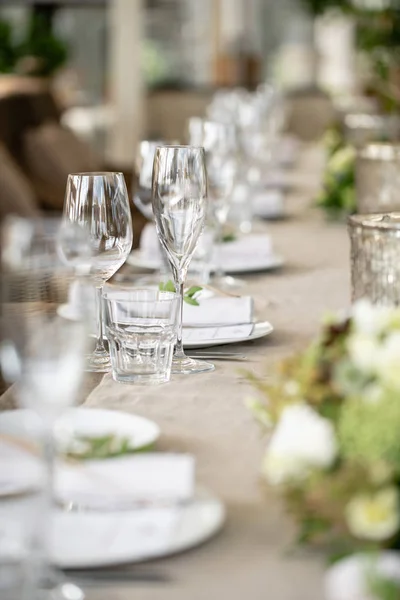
[356,143,400,214]
[344,112,400,147]
[349,213,400,305]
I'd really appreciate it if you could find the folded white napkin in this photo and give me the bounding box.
[183,296,253,327]
[252,190,284,218]
[213,234,273,272]
[140,223,162,260]
[0,439,43,496]
[183,323,254,344]
[55,453,195,509]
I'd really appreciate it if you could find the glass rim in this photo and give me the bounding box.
[358,142,400,161]
[155,144,205,151]
[348,213,400,231]
[67,171,124,178]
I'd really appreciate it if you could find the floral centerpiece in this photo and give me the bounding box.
[248,301,400,561]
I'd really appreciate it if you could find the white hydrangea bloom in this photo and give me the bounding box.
[376,332,400,389]
[351,301,393,337]
[347,333,380,373]
[262,403,337,486]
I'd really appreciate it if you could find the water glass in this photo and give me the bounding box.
[103,288,179,384]
[348,213,400,305]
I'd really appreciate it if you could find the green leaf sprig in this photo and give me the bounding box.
[63,435,134,460]
[159,280,202,306]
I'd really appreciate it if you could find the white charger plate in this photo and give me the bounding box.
[184,320,273,349]
[127,251,284,274]
[56,307,274,350]
[52,486,225,568]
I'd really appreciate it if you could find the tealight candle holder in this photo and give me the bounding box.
[349,213,400,305]
[356,143,400,214]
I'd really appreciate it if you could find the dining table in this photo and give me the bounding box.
[0,143,351,600]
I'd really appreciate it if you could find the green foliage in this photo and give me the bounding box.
[159,280,203,306]
[19,13,68,76]
[316,129,356,220]
[301,0,351,16]
[64,435,135,460]
[368,571,400,600]
[0,19,18,73]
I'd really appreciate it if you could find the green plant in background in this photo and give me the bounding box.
[316,127,356,219]
[0,19,18,73]
[301,0,351,16]
[18,13,68,77]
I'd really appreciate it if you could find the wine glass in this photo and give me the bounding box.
[152,145,214,375]
[0,216,91,600]
[63,172,133,372]
[188,118,241,289]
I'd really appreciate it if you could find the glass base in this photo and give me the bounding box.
[111,371,170,385]
[211,274,246,290]
[171,355,215,375]
[85,349,111,373]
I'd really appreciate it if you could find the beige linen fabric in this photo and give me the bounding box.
[0,146,350,600]
[0,144,39,221]
[23,122,101,210]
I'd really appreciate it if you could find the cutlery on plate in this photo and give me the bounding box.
[188,352,247,361]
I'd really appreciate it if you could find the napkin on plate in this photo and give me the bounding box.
[55,453,195,510]
[214,234,274,272]
[252,190,284,219]
[183,295,253,327]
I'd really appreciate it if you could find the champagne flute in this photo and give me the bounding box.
[0,216,91,600]
[63,172,133,372]
[152,145,214,375]
[188,118,241,289]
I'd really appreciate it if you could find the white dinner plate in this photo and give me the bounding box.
[51,486,225,568]
[0,408,160,458]
[183,320,274,349]
[127,250,284,274]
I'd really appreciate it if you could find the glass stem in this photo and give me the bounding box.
[26,427,57,598]
[174,281,185,359]
[215,219,225,280]
[94,286,106,355]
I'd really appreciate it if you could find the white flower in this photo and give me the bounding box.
[345,488,400,542]
[376,332,400,389]
[328,146,355,174]
[283,380,300,397]
[351,300,392,336]
[262,403,337,486]
[347,333,380,373]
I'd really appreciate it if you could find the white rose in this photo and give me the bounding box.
[345,488,400,542]
[352,300,392,336]
[262,403,337,486]
[376,332,400,389]
[347,333,380,373]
